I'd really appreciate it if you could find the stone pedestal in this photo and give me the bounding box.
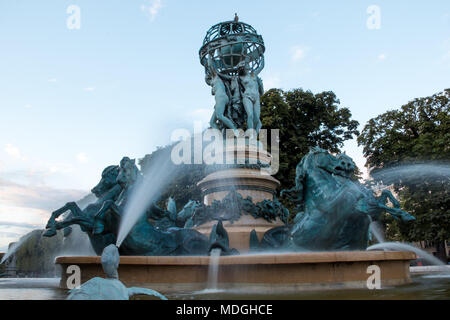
[56,251,416,292]
[196,143,282,251]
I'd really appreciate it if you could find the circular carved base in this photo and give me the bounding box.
[196,144,282,251]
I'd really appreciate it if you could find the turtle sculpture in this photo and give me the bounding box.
[67,245,167,300]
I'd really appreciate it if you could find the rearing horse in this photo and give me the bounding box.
[91,157,210,256]
[43,165,122,254]
[281,148,415,251]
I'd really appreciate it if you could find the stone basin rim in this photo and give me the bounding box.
[56,251,416,266]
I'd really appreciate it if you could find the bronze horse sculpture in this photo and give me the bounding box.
[44,157,225,256]
[255,148,415,251]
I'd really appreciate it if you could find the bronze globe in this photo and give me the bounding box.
[199,17,265,80]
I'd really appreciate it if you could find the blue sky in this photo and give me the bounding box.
[0,0,449,251]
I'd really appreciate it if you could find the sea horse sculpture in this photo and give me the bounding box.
[43,157,218,256]
[255,148,415,251]
[43,164,122,254]
[91,157,211,256]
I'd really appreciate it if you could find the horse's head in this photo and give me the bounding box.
[305,147,355,179]
[177,200,200,223]
[116,157,141,189]
[305,147,337,173]
[91,165,120,197]
[333,153,356,178]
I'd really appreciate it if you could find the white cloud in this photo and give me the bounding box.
[0,168,88,250]
[290,45,308,62]
[378,53,387,60]
[76,152,89,164]
[48,78,57,83]
[0,177,86,212]
[141,0,163,21]
[84,87,95,92]
[4,144,26,161]
[0,221,42,230]
[24,104,32,108]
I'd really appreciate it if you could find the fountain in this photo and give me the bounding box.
[46,17,419,296]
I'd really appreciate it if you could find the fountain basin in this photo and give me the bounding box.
[56,251,415,293]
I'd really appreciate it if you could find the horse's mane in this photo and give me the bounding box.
[103,165,120,176]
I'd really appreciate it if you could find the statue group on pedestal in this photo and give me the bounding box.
[206,55,264,135]
[199,16,266,135]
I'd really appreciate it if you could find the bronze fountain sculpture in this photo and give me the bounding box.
[44,16,416,294]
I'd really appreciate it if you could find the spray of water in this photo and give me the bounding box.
[116,155,176,248]
[366,163,449,272]
[367,242,449,272]
[370,164,450,184]
[0,232,34,265]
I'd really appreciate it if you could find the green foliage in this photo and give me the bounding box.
[357,89,450,245]
[260,88,360,189]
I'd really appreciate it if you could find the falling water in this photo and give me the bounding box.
[367,242,449,273]
[369,221,385,244]
[206,248,222,291]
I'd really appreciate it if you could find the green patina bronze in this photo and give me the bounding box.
[183,190,289,228]
[43,157,237,256]
[252,147,415,251]
[67,245,167,300]
[201,15,265,134]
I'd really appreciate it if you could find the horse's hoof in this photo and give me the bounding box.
[45,221,55,229]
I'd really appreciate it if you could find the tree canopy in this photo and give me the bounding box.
[357,89,450,261]
[260,88,360,187]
